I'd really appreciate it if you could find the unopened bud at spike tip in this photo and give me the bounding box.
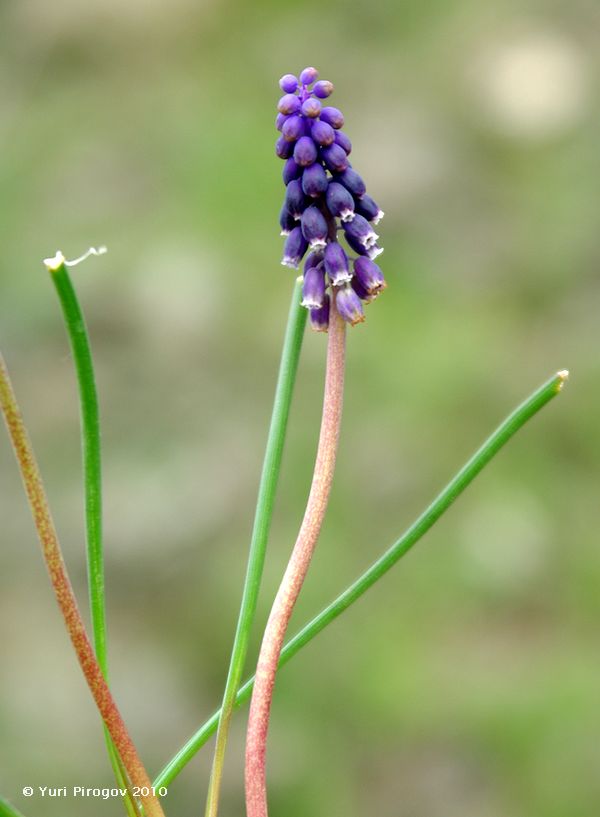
[299,66,319,86]
[279,74,299,93]
[313,80,334,99]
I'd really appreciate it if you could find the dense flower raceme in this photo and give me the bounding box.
[276,67,386,331]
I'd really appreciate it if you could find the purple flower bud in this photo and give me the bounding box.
[309,293,330,333]
[321,143,349,173]
[277,94,301,115]
[299,66,319,86]
[279,74,299,93]
[355,194,384,224]
[335,167,366,198]
[302,163,328,198]
[324,241,351,286]
[281,226,308,268]
[282,114,307,142]
[284,179,306,220]
[301,97,322,118]
[325,182,355,222]
[353,256,387,296]
[276,112,288,131]
[333,130,352,154]
[282,157,302,185]
[279,204,296,235]
[300,205,328,249]
[276,135,294,159]
[320,106,344,129]
[293,135,318,167]
[311,119,335,147]
[313,80,334,99]
[302,264,327,309]
[336,285,365,326]
[344,214,379,249]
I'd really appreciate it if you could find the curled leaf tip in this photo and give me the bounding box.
[43,246,107,273]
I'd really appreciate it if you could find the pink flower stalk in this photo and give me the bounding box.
[245,293,346,817]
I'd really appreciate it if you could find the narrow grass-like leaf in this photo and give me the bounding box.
[47,254,140,817]
[154,369,568,789]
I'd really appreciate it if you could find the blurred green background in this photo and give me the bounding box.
[0,1,598,815]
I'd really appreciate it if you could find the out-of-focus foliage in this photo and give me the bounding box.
[0,1,598,815]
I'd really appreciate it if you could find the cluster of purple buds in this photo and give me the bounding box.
[276,67,386,331]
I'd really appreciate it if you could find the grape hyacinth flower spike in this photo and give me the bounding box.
[275,67,387,331]
[243,67,386,817]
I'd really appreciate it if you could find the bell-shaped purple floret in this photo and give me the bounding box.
[309,293,330,332]
[335,167,366,198]
[343,231,370,257]
[351,274,374,302]
[333,130,352,154]
[284,179,306,220]
[320,106,344,129]
[293,136,318,167]
[300,66,319,86]
[325,182,355,222]
[282,115,307,142]
[282,157,302,185]
[311,119,335,146]
[302,264,327,309]
[276,112,288,131]
[321,143,349,173]
[313,80,334,99]
[300,205,328,249]
[301,98,322,118]
[279,204,296,235]
[355,194,384,224]
[278,94,301,115]
[353,256,387,296]
[282,226,308,269]
[344,214,379,249]
[279,74,299,93]
[302,163,328,198]
[324,241,351,286]
[336,285,365,326]
[276,136,294,159]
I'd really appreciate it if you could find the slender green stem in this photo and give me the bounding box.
[204,278,306,817]
[154,369,568,790]
[0,796,27,817]
[0,352,165,817]
[48,257,140,817]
